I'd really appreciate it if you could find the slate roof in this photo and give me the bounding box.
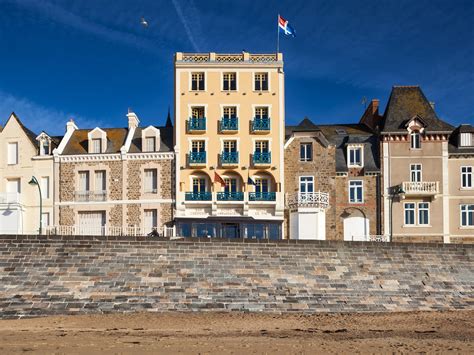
[449,124,474,155]
[62,128,128,155]
[381,86,454,134]
[129,126,174,153]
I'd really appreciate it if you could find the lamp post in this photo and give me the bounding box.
[389,185,405,242]
[28,176,43,235]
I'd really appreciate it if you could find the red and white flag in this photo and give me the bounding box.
[214,172,226,186]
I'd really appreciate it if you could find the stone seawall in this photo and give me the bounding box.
[0,235,472,319]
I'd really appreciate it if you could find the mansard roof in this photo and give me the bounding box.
[381,86,454,134]
[449,124,474,155]
[129,125,174,153]
[62,127,128,155]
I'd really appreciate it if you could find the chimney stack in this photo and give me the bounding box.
[127,111,140,129]
[66,118,78,133]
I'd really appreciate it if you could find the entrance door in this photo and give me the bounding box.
[343,216,369,241]
[222,223,240,239]
[78,211,105,235]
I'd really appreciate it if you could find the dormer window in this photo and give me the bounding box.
[348,145,363,168]
[88,127,107,154]
[141,126,161,152]
[41,140,50,155]
[145,137,156,152]
[460,133,473,147]
[91,138,101,153]
[410,131,421,149]
[36,132,53,156]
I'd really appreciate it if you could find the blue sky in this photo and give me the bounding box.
[0,0,472,135]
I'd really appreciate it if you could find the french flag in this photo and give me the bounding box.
[278,15,296,37]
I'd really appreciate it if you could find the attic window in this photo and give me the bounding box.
[460,133,473,147]
[41,140,50,155]
[410,132,421,149]
[335,129,346,135]
[347,145,364,168]
[91,138,102,153]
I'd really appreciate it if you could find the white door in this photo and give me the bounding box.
[343,216,369,241]
[78,211,105,235]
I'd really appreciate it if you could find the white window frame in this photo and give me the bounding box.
[144,168,158,194]
[299,176,314,193]
[222,72,237,91]
[190,72,206,91]
[7,142,19,165]
[410,164,422,182]
[348,180,363,203]
[404,202,416,226]
[41,176,50,199]
[41,212,50,227]
[410,131,421,149]
[145,136,156,152]
[418,202,430,226]
[144,209,158,232]
[91,138,102,154]
[347,145,363,168]
[460,133,473,147]
[94,170,106,192]
[254,72,269,91]
[300,143,312,162]
[461,166,473,189]
[460,204,474,227]
[78,171,90,192]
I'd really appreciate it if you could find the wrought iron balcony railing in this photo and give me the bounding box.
[249,192,276,201]
[187,117,206,132]
[253,151,271,165]
[251,117,270,131]
[221,151,239,165]
[189,151,206,165]
[217,192,244,201]
[185,192,212,201]
[286,191,330,209]
[220,117,238,132]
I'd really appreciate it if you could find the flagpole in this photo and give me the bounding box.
[276,13,280,57]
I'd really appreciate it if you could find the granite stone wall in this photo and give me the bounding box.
[0,236,472,319]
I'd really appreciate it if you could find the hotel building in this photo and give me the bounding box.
[173,52,285,238]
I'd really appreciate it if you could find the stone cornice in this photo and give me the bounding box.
[58,152,174,162]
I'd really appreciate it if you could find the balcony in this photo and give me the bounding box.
[185,192,212,201]
[75,190,107,202]
[401,181,439,198]
[189,151,206,166]
[253,151,271,165]
[221,151,239,166]
[0,192,21,204]
[287,192,330,209]
[217,192,244,201]
[249,192,276,201]
[251,117,270,132]
[187,117,206,132]
[219,117,238,132]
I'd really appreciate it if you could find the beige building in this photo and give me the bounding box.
[0,113,60,234]
[52,111,175,236]
[174,52,285,238]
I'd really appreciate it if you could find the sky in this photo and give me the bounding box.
[0,0,472,135]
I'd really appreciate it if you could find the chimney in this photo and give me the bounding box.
[127,111,140,129]
[359,99,381,131]
[66,118,78,133]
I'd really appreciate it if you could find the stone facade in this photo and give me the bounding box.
[0,235,472,319]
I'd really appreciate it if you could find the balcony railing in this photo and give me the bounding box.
[189,151,206,165]
[221,151,239,165]
[185,191,212,201]
[252,117,270,132]
[45,225,176,237]
[217,192,244,201]
[74,190,107,202]
[287,191,330,209]
[187,117,206,132]
[0,192,21,204]
[253,151,271,165]
[220,117,238,132]
[249,192,276,201]
[402,181,439,195]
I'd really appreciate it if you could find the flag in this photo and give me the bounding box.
[247,175,256,185]
[214,172,226,186]
[278,15,296,37]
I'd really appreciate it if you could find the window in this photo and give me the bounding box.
[348,146,363,167]
[7,142,18,165]
[224,178,238,193]
[410,132,421,149]
[145,137,156,152]
[460,133,473,147]
[300,143,312,162]
[41,177,50,199]
[144,169,158,193]
[144,209,158,232]
[404,203,416,225]
[410,164,422,182]
[418,202,430,225]
[349,180,363,203]
[191,106,205,118]
[79,171,90,192]
[95,171,106,192]
[255,140,269,153]
[461,204,474,227]
[191,140,205,152]
[192,178,206,192]
[254,73,268,91]
[255,107,269,119]
[91,138,101,153]
[223,106,237,119]
[223,140,237,152]
[40,140,50,156]
[41,212,50,227]
[223,72,237,91]
[255,178,269,193]
[191,72,205,91]
[461,166,473,188]
[299,176,314,193]
[7,179,21,194]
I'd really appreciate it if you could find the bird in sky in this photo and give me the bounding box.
[140,17,149,28]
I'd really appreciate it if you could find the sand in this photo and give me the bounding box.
[0,310,472,354]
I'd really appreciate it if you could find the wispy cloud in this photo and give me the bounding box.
[0,90,98,135]
[171,0,201,52]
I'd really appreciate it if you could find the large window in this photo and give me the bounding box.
[410,132,421,149]
[191,72,205,91]
[95,170,106,192]
[349,180,363,203]
[461,204,474,227]
[144,209,158,233]
[410,164,422,182]
[224,178,238,193]
[254,107,269,119]
[144,169,158,193]
[255,178,269,193]
[78,171,90,192]
[223,72,237,91]
[7,142,18,165]
[300,143,312,162]
[223,106,237,119]
[348,146,363,167]
[299,176,314,193]
[461,166,472,189]
[191,140,205,152]
[255,140,269,153]
[223,140,237,152]
[254,73,268,91]
[404,203,416,225]
[191,106,205,118]
[418,202,430,225]
[192,178,206,193]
